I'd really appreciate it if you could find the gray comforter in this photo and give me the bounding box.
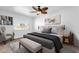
[23,34,54,49]
[28,32,63,52]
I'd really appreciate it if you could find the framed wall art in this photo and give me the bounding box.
[45,15,61,25]
[0,15,13,25]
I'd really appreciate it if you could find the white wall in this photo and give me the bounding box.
[34,7,79,47]
[34,15,47,31]
[59,7,79,47]
[0,10,34,38]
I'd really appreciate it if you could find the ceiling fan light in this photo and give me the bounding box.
[37,11,41,15]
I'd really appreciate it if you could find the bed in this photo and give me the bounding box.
[23,25,64,53]
[23,32,63,53]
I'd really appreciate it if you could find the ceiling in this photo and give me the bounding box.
[0,6,70,18]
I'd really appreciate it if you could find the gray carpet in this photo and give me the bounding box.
[60,46,76,53]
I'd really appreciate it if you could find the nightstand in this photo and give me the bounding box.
[63,31,74,45]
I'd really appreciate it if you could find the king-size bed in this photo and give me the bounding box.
[23,25,64,53]
[23,32,63,53]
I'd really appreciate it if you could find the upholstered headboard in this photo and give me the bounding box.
[39,25,65,35]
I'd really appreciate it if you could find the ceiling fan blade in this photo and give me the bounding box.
[42,12,47,14]
[30,11,37,13]
[32,6,38,11]
[42,7,48,10]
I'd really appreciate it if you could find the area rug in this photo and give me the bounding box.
[9,41,29,53]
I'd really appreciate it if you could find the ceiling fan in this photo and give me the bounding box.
[31,6,48,15]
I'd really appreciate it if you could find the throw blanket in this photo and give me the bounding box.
[28,32,63,53]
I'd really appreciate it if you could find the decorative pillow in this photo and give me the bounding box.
[51,25,64,35]
[41,27,52,33]
[51,26,59,34]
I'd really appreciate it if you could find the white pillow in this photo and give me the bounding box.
[51,26,59,34]
[51,25,64,35]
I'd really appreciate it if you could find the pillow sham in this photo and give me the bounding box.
[51,26,59,34]
[51,25,64,35]
[41,27,51,33]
